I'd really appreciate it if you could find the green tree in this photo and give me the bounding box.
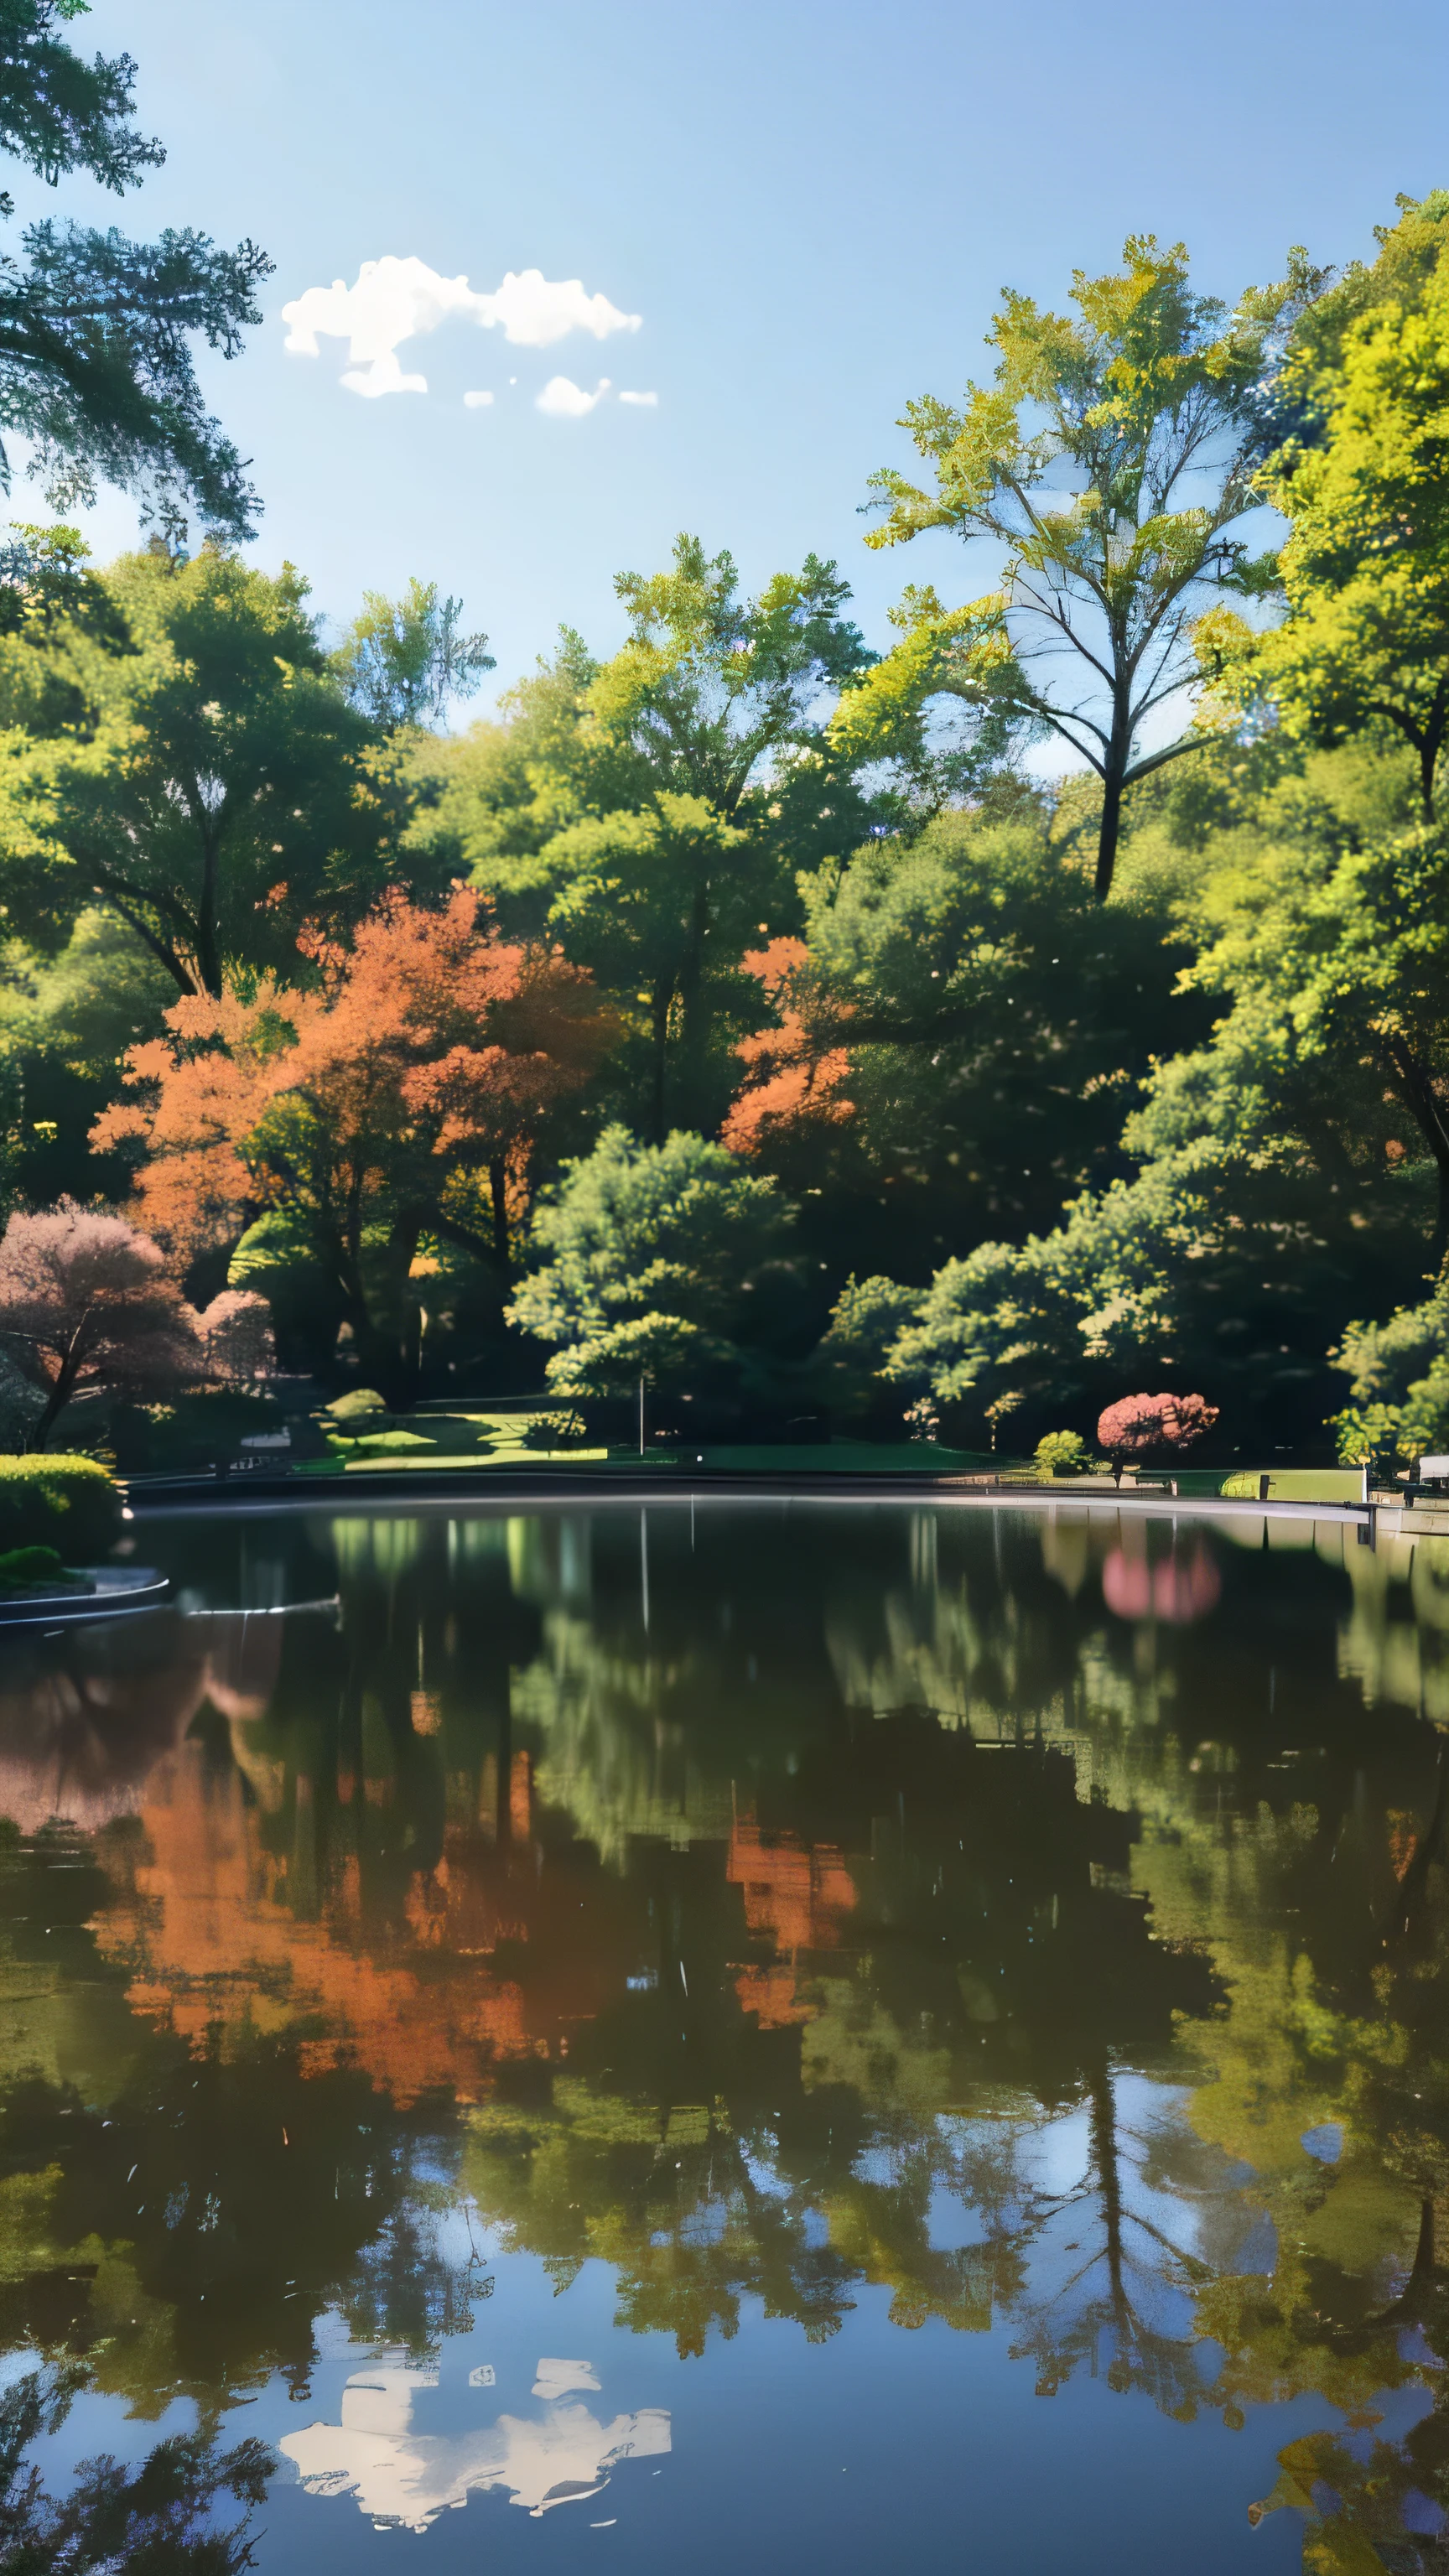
[0,905,173,1204]
[402,631,626,937]
[1329,1259,1449,1463]
[330,575,494,733]
[837,235,1319,898]
[546,537,882,1135]
[0,2359,273,2573]
[413,544,886,1137]
[0,2,270,541]
[0,544,396,995]
[875,748,1447,1448]
[723,806,1203,1279]
[506,1124,802,1405]
[546,792,755,1141]
[1207,194,1449,823]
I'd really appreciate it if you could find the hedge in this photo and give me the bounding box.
[0,1456,120,1559]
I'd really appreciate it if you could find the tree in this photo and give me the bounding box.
[535,537,883,1138]
[0,2358,273,2573]
[330,576,494,733]
[506,1124,802,1404]
[195,1287,273,1387]
[0,1197,200,1442]
[95,888,612,1394]
[838,235,1320,897]
[720,807,1203,1280]
[0,544,398,995]
[546,791,753,1140]
[0,901,175,1208]
[590,533,871,818]
[1095,1390,1217,1483]
[1328,1259,1449,1463]
[0,2,271,541]
[1207,196,1449,823]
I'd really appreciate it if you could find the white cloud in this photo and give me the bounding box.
[280,2366,670,2532]
[463,389,494,408]
[484,270,639,347]
[283,256,641,399]
[618,389,658,407]
[340,349,427,399]
[537,376,610,417]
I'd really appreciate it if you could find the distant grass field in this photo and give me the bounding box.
[291,1415,1363,1497]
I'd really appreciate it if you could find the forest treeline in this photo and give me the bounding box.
[0,49,1447,1457]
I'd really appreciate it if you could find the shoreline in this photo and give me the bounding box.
[121,1467,1431,1535]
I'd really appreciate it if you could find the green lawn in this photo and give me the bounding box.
[292,1418,1363,1495]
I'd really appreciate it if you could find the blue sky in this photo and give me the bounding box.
[23,0,1449,715]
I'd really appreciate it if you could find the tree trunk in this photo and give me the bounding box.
[1088,2058,1133,2350]
[648,980,673,1145]
[32,1369,73,1450]
[489,1161,511,1274]
[1381,1036,1449,1262]
[1095,763,1124,901]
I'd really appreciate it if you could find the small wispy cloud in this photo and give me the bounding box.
[618,389,658,407]
[341,350,427,400]
[537,376,610,417]
[462,389,494,409]
[283,255,641,398]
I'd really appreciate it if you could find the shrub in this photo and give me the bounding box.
[1034,1430,1093,1478]
[325,1389,390,1429]
[1097,1391,1218,1483]
[0,1455,119,1557]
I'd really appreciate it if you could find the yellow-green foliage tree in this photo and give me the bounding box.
[1208,193,1449,822]
[835,236,1319,898]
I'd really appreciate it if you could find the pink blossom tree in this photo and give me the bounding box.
[1096,1391,1218,1486]
[0,1202,204,1447]
[196,1291,276,1387]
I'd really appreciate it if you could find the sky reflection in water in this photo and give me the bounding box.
[0,1498,1446,2572]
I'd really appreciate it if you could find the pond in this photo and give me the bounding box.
[0,1497,1446,2573]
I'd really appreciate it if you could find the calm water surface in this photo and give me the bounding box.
[2,1498,1448,2572]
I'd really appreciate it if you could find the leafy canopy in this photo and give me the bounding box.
[839,236,1321,896]
[1207,195,1449,822]
[0,2,270,540]
[507,1124,799,1399]
[96,888,612,1392]
[0,543,397,995]
[331,576,494,734]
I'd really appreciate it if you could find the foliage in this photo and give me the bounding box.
[195,1288,273,1387]
[0,2355,273,2571]
[330,576,493,733]
[544,789,756,1140]
[0,1447,114,1550]
[807,1273,918,1420]
[325,1386,388,1427]
[1033,1429,1092,1476]
[0,3,271,541]
[1096,1390,1217,1470]
[1207,194,1449,820]
[840,234,1321,896]
[506,1123,802,1400]
[722,808,1204,1277]
[0,905,175,1205]
[1329,1259,1449,1462]
[96,888,612,1394]
[0,544,397,995]
[411,541,891,1142]
[0,1198,199,1442]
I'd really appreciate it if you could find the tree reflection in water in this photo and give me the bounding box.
[0,1501,1442,2563]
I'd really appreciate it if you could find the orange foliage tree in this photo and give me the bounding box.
[719,939,854,1158]
[94,888,613,1392]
